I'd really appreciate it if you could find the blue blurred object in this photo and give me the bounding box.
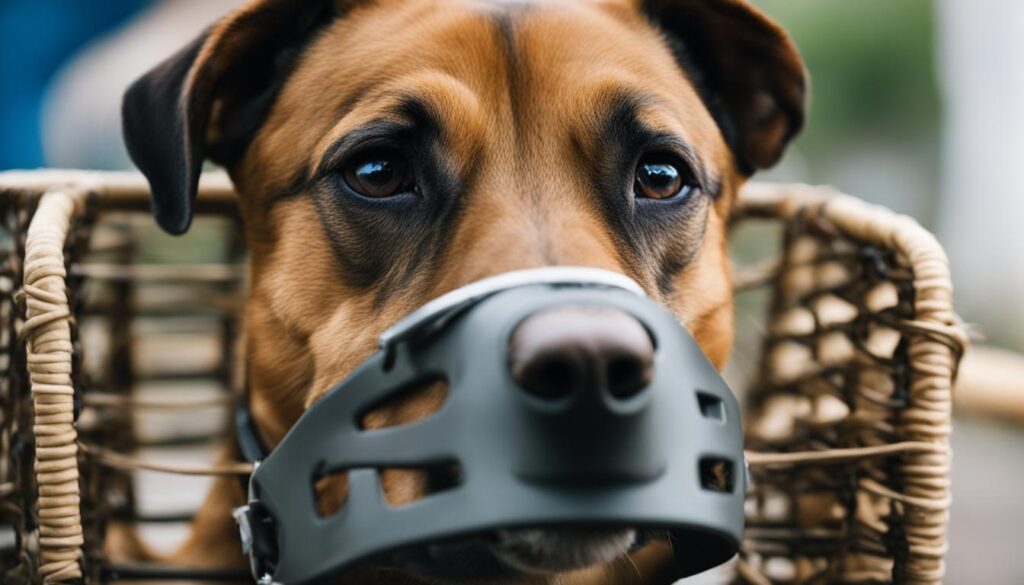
[0,0,149,170]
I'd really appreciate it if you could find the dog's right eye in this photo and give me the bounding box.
[633,153,697,202]
[342,149,415,198]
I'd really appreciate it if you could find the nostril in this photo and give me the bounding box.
[606,355,652,400]
[519,355,580,401]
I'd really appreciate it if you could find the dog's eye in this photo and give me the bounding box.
[343,149,414,198]
[634,154,696,201]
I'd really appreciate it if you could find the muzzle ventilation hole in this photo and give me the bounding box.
[378,462,464,508]
[313,462,465,516]
[358,377,449,431]
[696,392,725,422]
[313,470,350,518]
[699,458,735,493]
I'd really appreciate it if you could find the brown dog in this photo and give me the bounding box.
[121,0,806,582]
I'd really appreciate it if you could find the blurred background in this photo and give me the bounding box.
[1,0,1022,582]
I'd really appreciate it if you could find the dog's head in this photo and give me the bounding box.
[123,0,805,581]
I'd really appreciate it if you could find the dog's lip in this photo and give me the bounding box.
[386,530,520,582]
[382,526,658,581]
[489,527,639,575]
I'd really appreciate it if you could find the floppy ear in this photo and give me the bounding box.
[642,0,808,174]
[122,0,336,234]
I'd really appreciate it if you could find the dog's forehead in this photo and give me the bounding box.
[307,0,679,95]
[242,0,731,198]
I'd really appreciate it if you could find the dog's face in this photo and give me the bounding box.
[124,0,804,581]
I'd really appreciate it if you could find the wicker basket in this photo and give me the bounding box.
[732,184,965,585]
[0,171,965,584]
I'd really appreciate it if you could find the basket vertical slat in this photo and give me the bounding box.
[22,189,87,583]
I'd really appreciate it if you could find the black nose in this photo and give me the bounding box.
[508,305,654,401]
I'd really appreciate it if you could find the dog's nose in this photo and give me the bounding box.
[508,305,654,401]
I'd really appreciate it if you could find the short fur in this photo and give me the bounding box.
[121,0,806,582]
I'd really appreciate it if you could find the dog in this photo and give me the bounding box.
[121,0,806,582]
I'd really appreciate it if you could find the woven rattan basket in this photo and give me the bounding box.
[0,170,965,584]
[731,184,965,585]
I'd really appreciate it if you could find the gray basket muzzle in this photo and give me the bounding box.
[236,267,745,584]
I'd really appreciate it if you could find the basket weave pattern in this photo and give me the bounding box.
[734,185,966,585]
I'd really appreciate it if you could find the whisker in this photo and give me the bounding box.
[618,551,643,583]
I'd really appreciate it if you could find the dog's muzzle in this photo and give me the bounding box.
[234,267,745,584]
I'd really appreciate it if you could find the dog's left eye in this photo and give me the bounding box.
[342,149,415,198]
[634,154,697,201]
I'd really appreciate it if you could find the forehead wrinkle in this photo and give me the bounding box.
[481,2,532,167]
[475,1,559,247]
[573,81,720,187]
[308,70,488,175]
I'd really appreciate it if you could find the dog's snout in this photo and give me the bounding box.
[509,305,654,402]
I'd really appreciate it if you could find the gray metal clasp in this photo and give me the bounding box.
[232,504,254,556]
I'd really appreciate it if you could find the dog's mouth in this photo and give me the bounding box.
[386,526,652,583]
[490,527,642,575]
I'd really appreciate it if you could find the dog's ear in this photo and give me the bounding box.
[641,0,807,174]
[122,0,337,234]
